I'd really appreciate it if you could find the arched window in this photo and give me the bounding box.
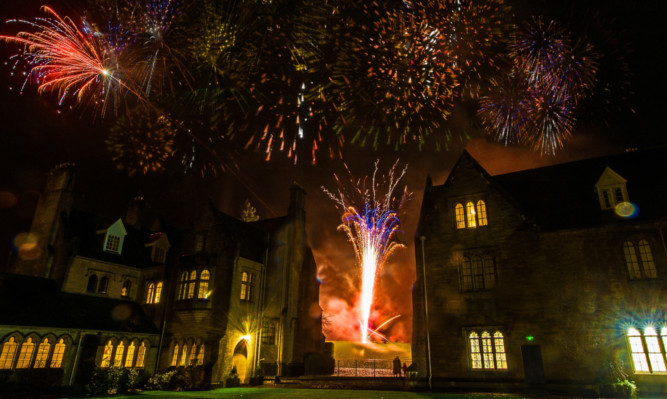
[34,338,50,368]
[125,343,136,368]
[171,344,179,367]
[455,204,466,229]
[466,202,477,228]
[86,274,98,293]
[628,328,649,372]
[471,256,484,290]
[121,280,131,297]
[16,337,35,368]
[476,200,488,226]
[638,240,657,278]
[493,332,507,369]
[623,241,641,279]
[0,337,18,369]
[198,269,210,299]
[644,327,666,372]
[114,341,125,367]
[135,343,146,368]
[179,345,188,366]
[146,283,155,304]
[154,282,162,303]
[190,344,197,366]
[98,276,109,294]
[101,341,114,367]
[197,344,205,366]
[178,272,188,300]
[188,270,197,299]
[460,257,472,291]
[481,332,493,369]
[50,339,65,368]
[469,332,482,369]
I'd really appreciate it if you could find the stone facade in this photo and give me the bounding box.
[1,165,329,391]
[413,150,667,395]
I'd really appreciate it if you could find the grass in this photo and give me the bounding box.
[65,388,534,399]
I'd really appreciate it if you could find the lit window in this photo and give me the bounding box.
[644,327,666,372]
[125,343,136,368]
[171,345,179,366]
[466,202,477,228]
[50,339,65,368]
[240,272,255,302]
[179,345,188,366]
[146,283,155,304]
[190,344,197,366]
[114,341,125,367]
[0,337,18,369]
[16,337,34,369]
[468,330,508,370]
[493,332,508,369]
[477,201,488,226]
[197,345,205,366]
[0,337,17,369]
[121,279,131,297]
[469,332,482,369]
[105,235,122,253]
[101,341,113,367]
[625,240,658,280]
[98,276,109,294]
[638,240,657,278]
[178,272,188,300]
[460,257,473,291]
[86,274,98,293]
[627,328,650,372]
[34,338,50,368]
[154,282,162,303]
[455,204,466,229]
[198,269,210,299]
[135,343,146,368]
[188,270,197,299]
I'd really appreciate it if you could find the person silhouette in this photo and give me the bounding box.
[393,356,402,377]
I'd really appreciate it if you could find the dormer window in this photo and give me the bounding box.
[102,219,127,254]
[595,166,629,210]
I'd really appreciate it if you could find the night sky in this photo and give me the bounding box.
[0,0,665,342]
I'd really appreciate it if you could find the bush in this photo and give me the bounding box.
[90,366,140,395]
[599,379,638,399]
[145,367,196,391]
[145,369,177,391]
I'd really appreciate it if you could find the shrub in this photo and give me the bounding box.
[599,379,638,399]
[90,366,140,395]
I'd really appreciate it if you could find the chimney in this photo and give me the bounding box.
[124,196,146,229]
[288,182,306,221]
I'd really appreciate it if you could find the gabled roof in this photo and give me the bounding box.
[67,209,164,268]
[490,148,667,231]
[0,273,158,334]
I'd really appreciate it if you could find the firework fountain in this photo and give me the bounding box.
[323,160,410,343]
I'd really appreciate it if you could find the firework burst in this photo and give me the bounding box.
[323,160,410,343]
[1,6,131,115]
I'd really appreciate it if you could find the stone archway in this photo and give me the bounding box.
[232,339,248,383]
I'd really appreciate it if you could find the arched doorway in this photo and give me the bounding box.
[232,339,248,383]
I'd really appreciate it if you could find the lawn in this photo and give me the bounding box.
[66,388,532,399]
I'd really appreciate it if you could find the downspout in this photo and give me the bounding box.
[154,308,168,375]
[254,232,270,375]
[658,223,667,259]
[155,259,175,375]
[419,236,432,390]
[68,331,84,385]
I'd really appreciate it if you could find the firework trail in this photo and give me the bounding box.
[323,160,410,343]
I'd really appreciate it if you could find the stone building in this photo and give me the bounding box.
[412,149,667,395]
[0,164,329,390]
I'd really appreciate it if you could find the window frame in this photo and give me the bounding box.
[627,327,667,374]
[454,198,489,230]
[460,253,496,292]
[467,329,508,371]
[623,239,659,280]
